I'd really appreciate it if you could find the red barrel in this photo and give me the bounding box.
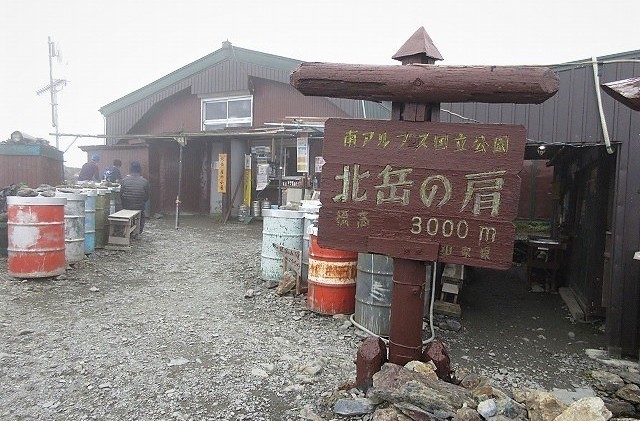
[307,234,358,315]
[7,196,67,278]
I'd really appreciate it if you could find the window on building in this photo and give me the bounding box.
[202,96,252,130]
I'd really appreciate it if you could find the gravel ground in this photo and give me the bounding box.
[0,216,609,420]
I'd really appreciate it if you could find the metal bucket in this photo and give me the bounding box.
[55,192,85,264]
[252,200,261,217]
[0,221,7,257]
[82,190,97,254]
[260,209,304,282]
[307,234,358,315]
[261,199,271,210]
[354,255,433,336]
[95,189,110,249]
[6,196,67,278]
[302,213,319,282]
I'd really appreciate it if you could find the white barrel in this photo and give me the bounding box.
[302,213,319,282]
[260,209,304,282]
[55,192,86,264]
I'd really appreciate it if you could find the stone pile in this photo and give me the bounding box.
[328,340,640,420]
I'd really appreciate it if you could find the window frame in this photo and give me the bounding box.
[201,95,253,131]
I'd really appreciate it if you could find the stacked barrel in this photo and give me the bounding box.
[4,184,121,279]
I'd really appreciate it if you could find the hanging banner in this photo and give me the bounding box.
[217,153,227,193]
[256,163,270,191]
[297,136,309,173]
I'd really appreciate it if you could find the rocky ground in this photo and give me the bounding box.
[0,215,629,420]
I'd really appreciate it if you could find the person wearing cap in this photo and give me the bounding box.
[78,154,101,181]
[120,161,150,233]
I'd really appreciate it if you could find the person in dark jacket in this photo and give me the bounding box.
[78,154,100,181]
[120,161,150,233]
[103,159,122,183]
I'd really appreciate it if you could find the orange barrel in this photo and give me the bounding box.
[307,234,358,315]
[55,192,86,264]
[6,196,67,278]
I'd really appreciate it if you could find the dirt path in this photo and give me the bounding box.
[0,216,609,420]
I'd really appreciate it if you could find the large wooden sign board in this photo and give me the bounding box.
[318,118,526,270]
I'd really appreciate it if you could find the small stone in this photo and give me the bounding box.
[477,399,498,418]
[18,329,35,336]
[568,331,576,340]
[251,368,268,378]
[244,289,255,298]
[89,286,100,292]
[333,398,375,416]
[167,358,190,367]
[98,382,111,389]
[446,318,462,331]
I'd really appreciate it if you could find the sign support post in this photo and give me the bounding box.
[290,26,558,390]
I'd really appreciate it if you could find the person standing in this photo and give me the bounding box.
[103,159,123,183]
[78,154,100,181]
[120,161,150,233]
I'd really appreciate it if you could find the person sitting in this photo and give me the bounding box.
[120,161,150,233]
[78,154,100,182]
[103,159,123,183]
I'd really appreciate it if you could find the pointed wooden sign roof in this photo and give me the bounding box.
[392,27,443,62]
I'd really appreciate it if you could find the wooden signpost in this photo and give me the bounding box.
[290,26,559,378]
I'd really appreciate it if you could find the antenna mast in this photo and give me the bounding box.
[36,36,67,150]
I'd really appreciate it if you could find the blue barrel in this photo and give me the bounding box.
[354,254,433,337]
[260,209,304,282]
[82,190,97,254]
[55,192,85,264]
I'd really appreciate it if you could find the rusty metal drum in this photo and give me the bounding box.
[95,189,110,249]
[354,255,433,336]
[6,196,67,278]
[260,209,304,282]
[307,234,358,315]
[354,253,394,336]
[55,192,85,264]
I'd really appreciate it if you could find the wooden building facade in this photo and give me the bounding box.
[96,42,389,216]
[441,50,640,357]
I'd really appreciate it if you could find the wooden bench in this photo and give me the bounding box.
[105,209,141,250]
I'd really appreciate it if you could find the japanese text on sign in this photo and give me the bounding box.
[318,118,526,270]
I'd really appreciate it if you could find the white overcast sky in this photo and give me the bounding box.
[1,0,638,167]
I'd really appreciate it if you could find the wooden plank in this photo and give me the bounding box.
[291,63,559,104]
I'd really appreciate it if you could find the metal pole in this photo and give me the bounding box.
[175,143,183,230]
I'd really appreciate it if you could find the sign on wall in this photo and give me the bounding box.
[318,118,526,270]
[297,136,309,173]
[217,153,227,193]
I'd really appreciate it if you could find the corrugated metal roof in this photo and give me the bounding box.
[100,43,302,116]
[440,50,640,147]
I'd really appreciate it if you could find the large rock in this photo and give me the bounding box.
[421,340,452,382]
[615,383,640,404]
[601,396,637,418]
[554,397,612,421]
[512,388,568,421]
[333,398,376,416]
[452,407,482,421]
[589,370,625,394]
[372,407,413,421]
[619,371,640,386]
[369,363,475,414]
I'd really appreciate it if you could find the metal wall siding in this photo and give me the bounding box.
[0,155,63,187]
